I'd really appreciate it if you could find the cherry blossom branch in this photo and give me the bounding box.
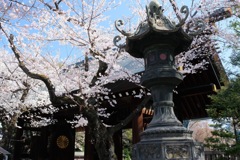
[10,80,30,101]
[1,26,82,105]
[90,60,108,86]
[89,48,106,59]
[40,0,59,12]
[9,0,37,8]
[89,47,123,87]
[20,81,30,102]
[40,0,85,26]
[0,23,58,103]
[39,0,109,57]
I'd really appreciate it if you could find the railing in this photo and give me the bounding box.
[205,151,239,160]
[75,152,84,160]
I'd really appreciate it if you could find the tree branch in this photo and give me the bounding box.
[20,81,30,102]
[0,23,58,103]
[90,60,108,86]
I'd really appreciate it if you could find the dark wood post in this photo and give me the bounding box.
[132,111,144,144]
[13,127,23,160]
[84,126,98,160]
[113,129,122,160]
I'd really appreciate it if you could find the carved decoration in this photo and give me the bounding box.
[146,0,179,32]
[113,35,125,48]
[137,144,162,160]
[56,135,69,149]
[165,145,190,159]
[193,143,204,159]
[115,20,133,37]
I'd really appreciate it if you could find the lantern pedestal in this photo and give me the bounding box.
[132,136,204,159]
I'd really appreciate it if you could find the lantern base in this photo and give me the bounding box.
[132,127,204,160]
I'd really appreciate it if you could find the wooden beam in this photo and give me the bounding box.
[207,7,232,23]
[178,83,217,97]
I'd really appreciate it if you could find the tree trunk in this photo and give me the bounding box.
[83,107,117,160]
[93,128,116,160]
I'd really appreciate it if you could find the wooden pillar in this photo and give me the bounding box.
[84,126,92,160]
[40,127,49,158]
[84,127,98,160]
[13,127,23,160]
[132,111,144,144]
[113,129,122,160]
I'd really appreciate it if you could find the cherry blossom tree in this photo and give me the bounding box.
[0,0,145,158]
[0,0,239,159]
[188,120,213,143]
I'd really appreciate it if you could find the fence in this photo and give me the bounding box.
[205,151,239,160]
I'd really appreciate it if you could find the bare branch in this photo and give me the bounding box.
[9,0,35,8]
[89,48,105,59]
[40,0,56,11]
[54,1,59,10]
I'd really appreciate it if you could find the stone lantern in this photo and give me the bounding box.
[115,0,205,159]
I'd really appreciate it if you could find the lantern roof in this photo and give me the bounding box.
[114,0,205,58]
[119,0,187,39]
